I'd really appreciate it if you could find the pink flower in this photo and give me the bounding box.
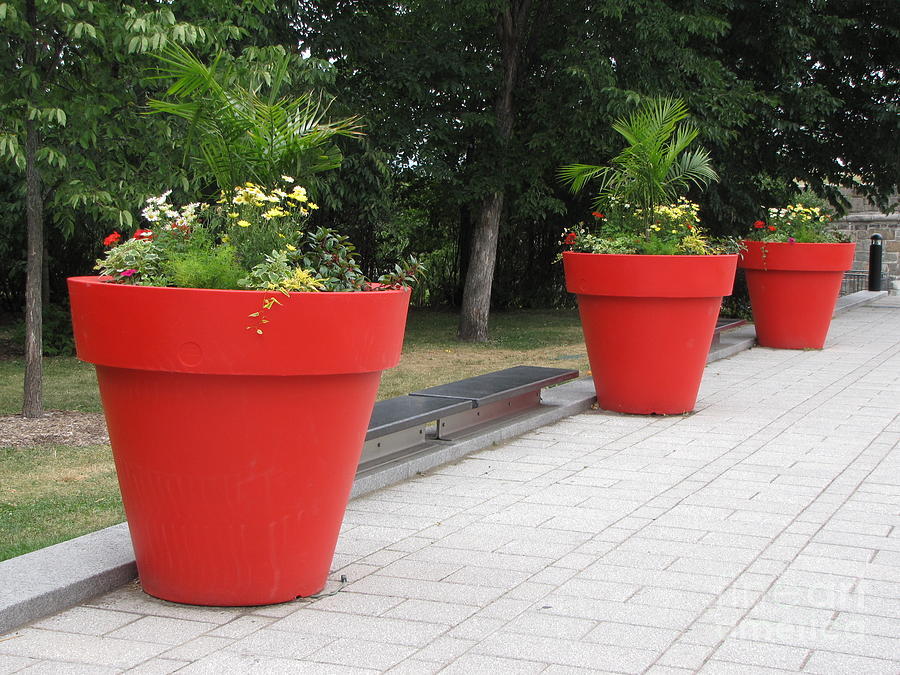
[120,269,137,277]
[788,237,796,243]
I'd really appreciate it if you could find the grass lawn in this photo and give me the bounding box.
[0,308,588,561]
[0,444,124,561]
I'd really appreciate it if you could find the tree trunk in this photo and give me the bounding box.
[458,192,504,340]
[23,0,44,418]
[458,0,537,341]
[42,243,50,307]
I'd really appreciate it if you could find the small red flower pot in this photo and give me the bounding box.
[563,252,737,415]
[738,241,856,349]
[68,277,410,606]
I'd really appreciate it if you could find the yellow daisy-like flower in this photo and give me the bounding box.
[237,220,251,228]
[228,212,239,218]
[308,202,319,210]
[286,244,296,251]
[263,207,288,220]
[281,175,294,183]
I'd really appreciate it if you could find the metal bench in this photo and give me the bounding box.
[710,317,746,347]
[359,365,579,475]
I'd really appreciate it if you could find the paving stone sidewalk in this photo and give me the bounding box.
[2,297,899,674]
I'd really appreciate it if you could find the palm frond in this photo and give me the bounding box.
[666,148,719,193]
[559,96,718,228]
[558,164,607,195]
[147,46,363,190]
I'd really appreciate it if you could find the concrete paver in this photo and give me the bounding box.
[2,296,899,673]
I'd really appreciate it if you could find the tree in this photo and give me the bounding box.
[0,0,294,416]
[457,0,543,341]
[704,0,900,222]
[297,1,758,337]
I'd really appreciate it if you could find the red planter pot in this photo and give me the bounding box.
[738,241,856,349]
[563,252,737,415]
[68,276,410,606]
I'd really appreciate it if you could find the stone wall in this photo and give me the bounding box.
[832,193,900,291]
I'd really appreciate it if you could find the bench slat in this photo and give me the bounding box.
[408,365,578,408]
[366,396,473,440]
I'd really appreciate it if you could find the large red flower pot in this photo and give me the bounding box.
[563,252,737,415]
[67,276,410,606]
[738,241,856,349]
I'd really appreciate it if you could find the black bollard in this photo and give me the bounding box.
[869,234,883,291]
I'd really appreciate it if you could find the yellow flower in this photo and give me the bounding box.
[281,175,294,183]
[263,207,287,220]
[237,220,251,228]
[228,212,238,218]
[308,202,319,210]
[286,244,296,251]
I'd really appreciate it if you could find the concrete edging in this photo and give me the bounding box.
[1,289,886,635]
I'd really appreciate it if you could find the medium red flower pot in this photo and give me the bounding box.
[563,252,737,415]
[67,276,410,606]
[738,241,856,349]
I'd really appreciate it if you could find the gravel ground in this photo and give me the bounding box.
[0,411,109,448]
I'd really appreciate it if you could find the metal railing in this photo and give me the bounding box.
[840,271,869,296]
[841,235,887,296]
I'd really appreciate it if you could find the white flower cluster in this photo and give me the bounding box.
[141,191,205,230]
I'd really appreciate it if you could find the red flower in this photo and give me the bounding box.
[103,232,121,247]
[564,232,577,245]
[753,220,765,229]
[767,225,777,232]
[133,229,154,240]
[591,212,604,219]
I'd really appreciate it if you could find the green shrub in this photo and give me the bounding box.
[165,246,244,290]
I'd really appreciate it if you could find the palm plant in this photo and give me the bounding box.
[559,97,718,231]
[147,44,363,192]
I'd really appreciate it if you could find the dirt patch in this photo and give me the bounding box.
[0,410,109,448]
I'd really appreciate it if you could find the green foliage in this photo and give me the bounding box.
[560,97,719,231]
[93,238,168,285]
[146,44,363,192]
[221,181,315,268]
[378,256,427,289]
[1,0,896,315]
[298,227,368,291]
[166,246,244,289]
[239,249,324,293]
